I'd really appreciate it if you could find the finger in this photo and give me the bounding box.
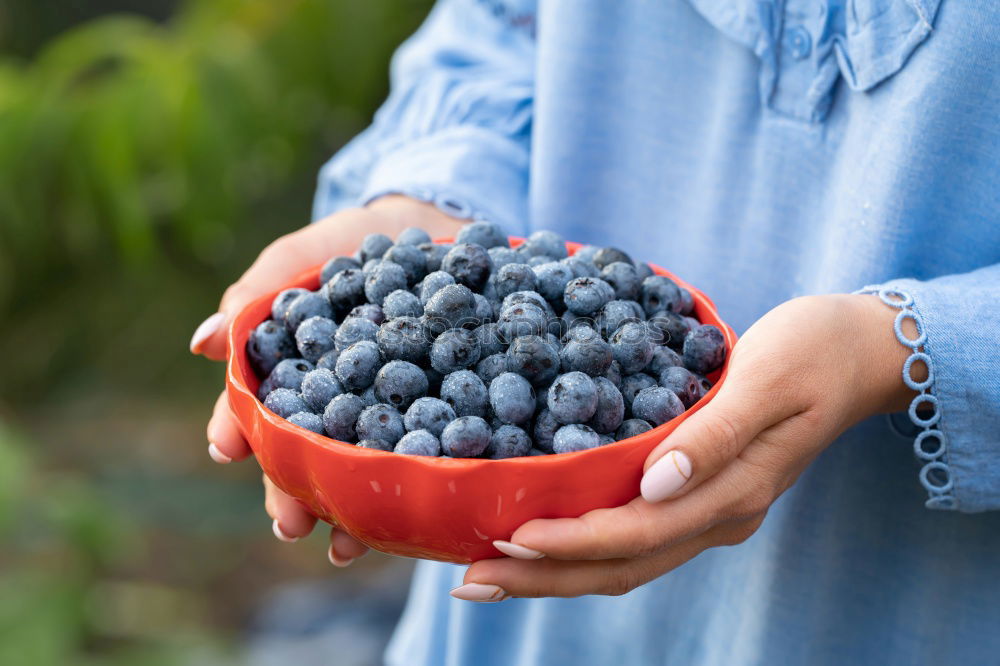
[327,528,370,567]
[206,391,253,463]
[457,522,749,601]
[264,474,317,541]
[191,212,381,361]
[639,361,797,503]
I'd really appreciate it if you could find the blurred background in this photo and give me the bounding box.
[0,1,434,663]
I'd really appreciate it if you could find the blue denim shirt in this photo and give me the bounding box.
[312,1,1000,664]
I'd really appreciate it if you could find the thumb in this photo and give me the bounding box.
[639,373,778,503]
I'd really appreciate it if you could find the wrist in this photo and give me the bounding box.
[851,293,925,415]
[365,194,465,240]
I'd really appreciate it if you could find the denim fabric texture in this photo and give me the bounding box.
[311,1,1000,664]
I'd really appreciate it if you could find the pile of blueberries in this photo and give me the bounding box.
[246,222,726,458]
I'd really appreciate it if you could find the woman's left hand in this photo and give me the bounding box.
[451,294,919,602]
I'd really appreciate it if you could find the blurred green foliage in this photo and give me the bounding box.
[0,1,432,663]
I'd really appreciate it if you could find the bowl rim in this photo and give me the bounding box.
[227,236,738,469]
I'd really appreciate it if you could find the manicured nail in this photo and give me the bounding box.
[450,583,507,602]
[327,545,354,568]
[493,540,544,560]
[207,443,232,464]
[272,519,299,543]
[190,312,225,354]
[640,450,692,503]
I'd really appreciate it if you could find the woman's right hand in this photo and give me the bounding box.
[190,196,464,565]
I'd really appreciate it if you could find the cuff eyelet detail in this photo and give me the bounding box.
[860,285,955,510]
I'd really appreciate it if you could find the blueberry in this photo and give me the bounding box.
[498,301,549,342]
[559,326,613,376]
[335,340,382,390]
[678,288,695,316]
[396,227,432,246]
[597,300,641,339]
[430,328,481,374]
[603,360,623,389]
[419,270,457,306]
[489,372,535,425]
[357,438,394,452]
[564,277,615,316]
[620,373,658,411]
[326,268,366,312]
[441,243,493,291]
[520,230,568,260]
[424,283,477,335]
[271,288,309,322]
[418,242,451,273]
[609,321,655,374]
[547,372,599,424]
[488,246,521,269]
[316,348,340,371]
[440,370,490,418]
[322,393,366,441]
[658,366,700,408]
[284,291,334,333]
[600,262,641,301]
[647,310,691,350]
[487,424,532,459]
[683,325,726,374]
[587,377,625,434]
[529,448,549,456]
[373,360,428,410]
[294,316,338,363]
[473,294,494,323]
[696,374,714,397]
[635,262,654,282]
[359,233,393,263]
[364,261,408,307]
[288,411,324,434]
[552,424,602,453]
[474,322,505,357]
[345,303,385,326]
[334,316,379,351]
[592,247,634,269]
[263,388,309,418]
[573,245,600,263]
[456,221,509,249]
[506,335,560,386]
[502,290,551,314]
[616,418,653,440]
[492,263,537,300]
[424,365,444,393]
[321,256,361,284]
[648,344,684,376]
[599,434,616,446]
[561,256,599,279]
[526,255,550,267]
[355,403,406,445]
[641,276,683,316]
[258,358,314,399]
[247,320,297,377]
[532,409,560,453]
[440,416,492,457]
[631,387,685,426]
[361,258,380,277]
[359,384,378,407]
[377,316,430,363]
[394,429,441,456]
[383,244,427,284]
[532,261,575,305]
[404,397,457,437]
[300,368,345,412]
[382,289,424,320]
[535,383,551,412]
[559,309,596,339]
[476,353,510,385]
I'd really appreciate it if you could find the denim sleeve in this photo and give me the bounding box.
[312,0,535,234]
[861,263,1000,513]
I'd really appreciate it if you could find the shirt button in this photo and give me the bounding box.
[786,26,812,60]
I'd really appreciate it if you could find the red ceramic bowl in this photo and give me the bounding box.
[227,238,737,563]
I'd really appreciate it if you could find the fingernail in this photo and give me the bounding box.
[208,443,232,464]
[272,519,299,543]
[327,545,354,568]
[450,583,507,603]
[190,312,225,354]
[493,540,545,560]
[640,450,692,503]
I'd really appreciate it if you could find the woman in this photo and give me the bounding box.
[190,1,1000,664]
